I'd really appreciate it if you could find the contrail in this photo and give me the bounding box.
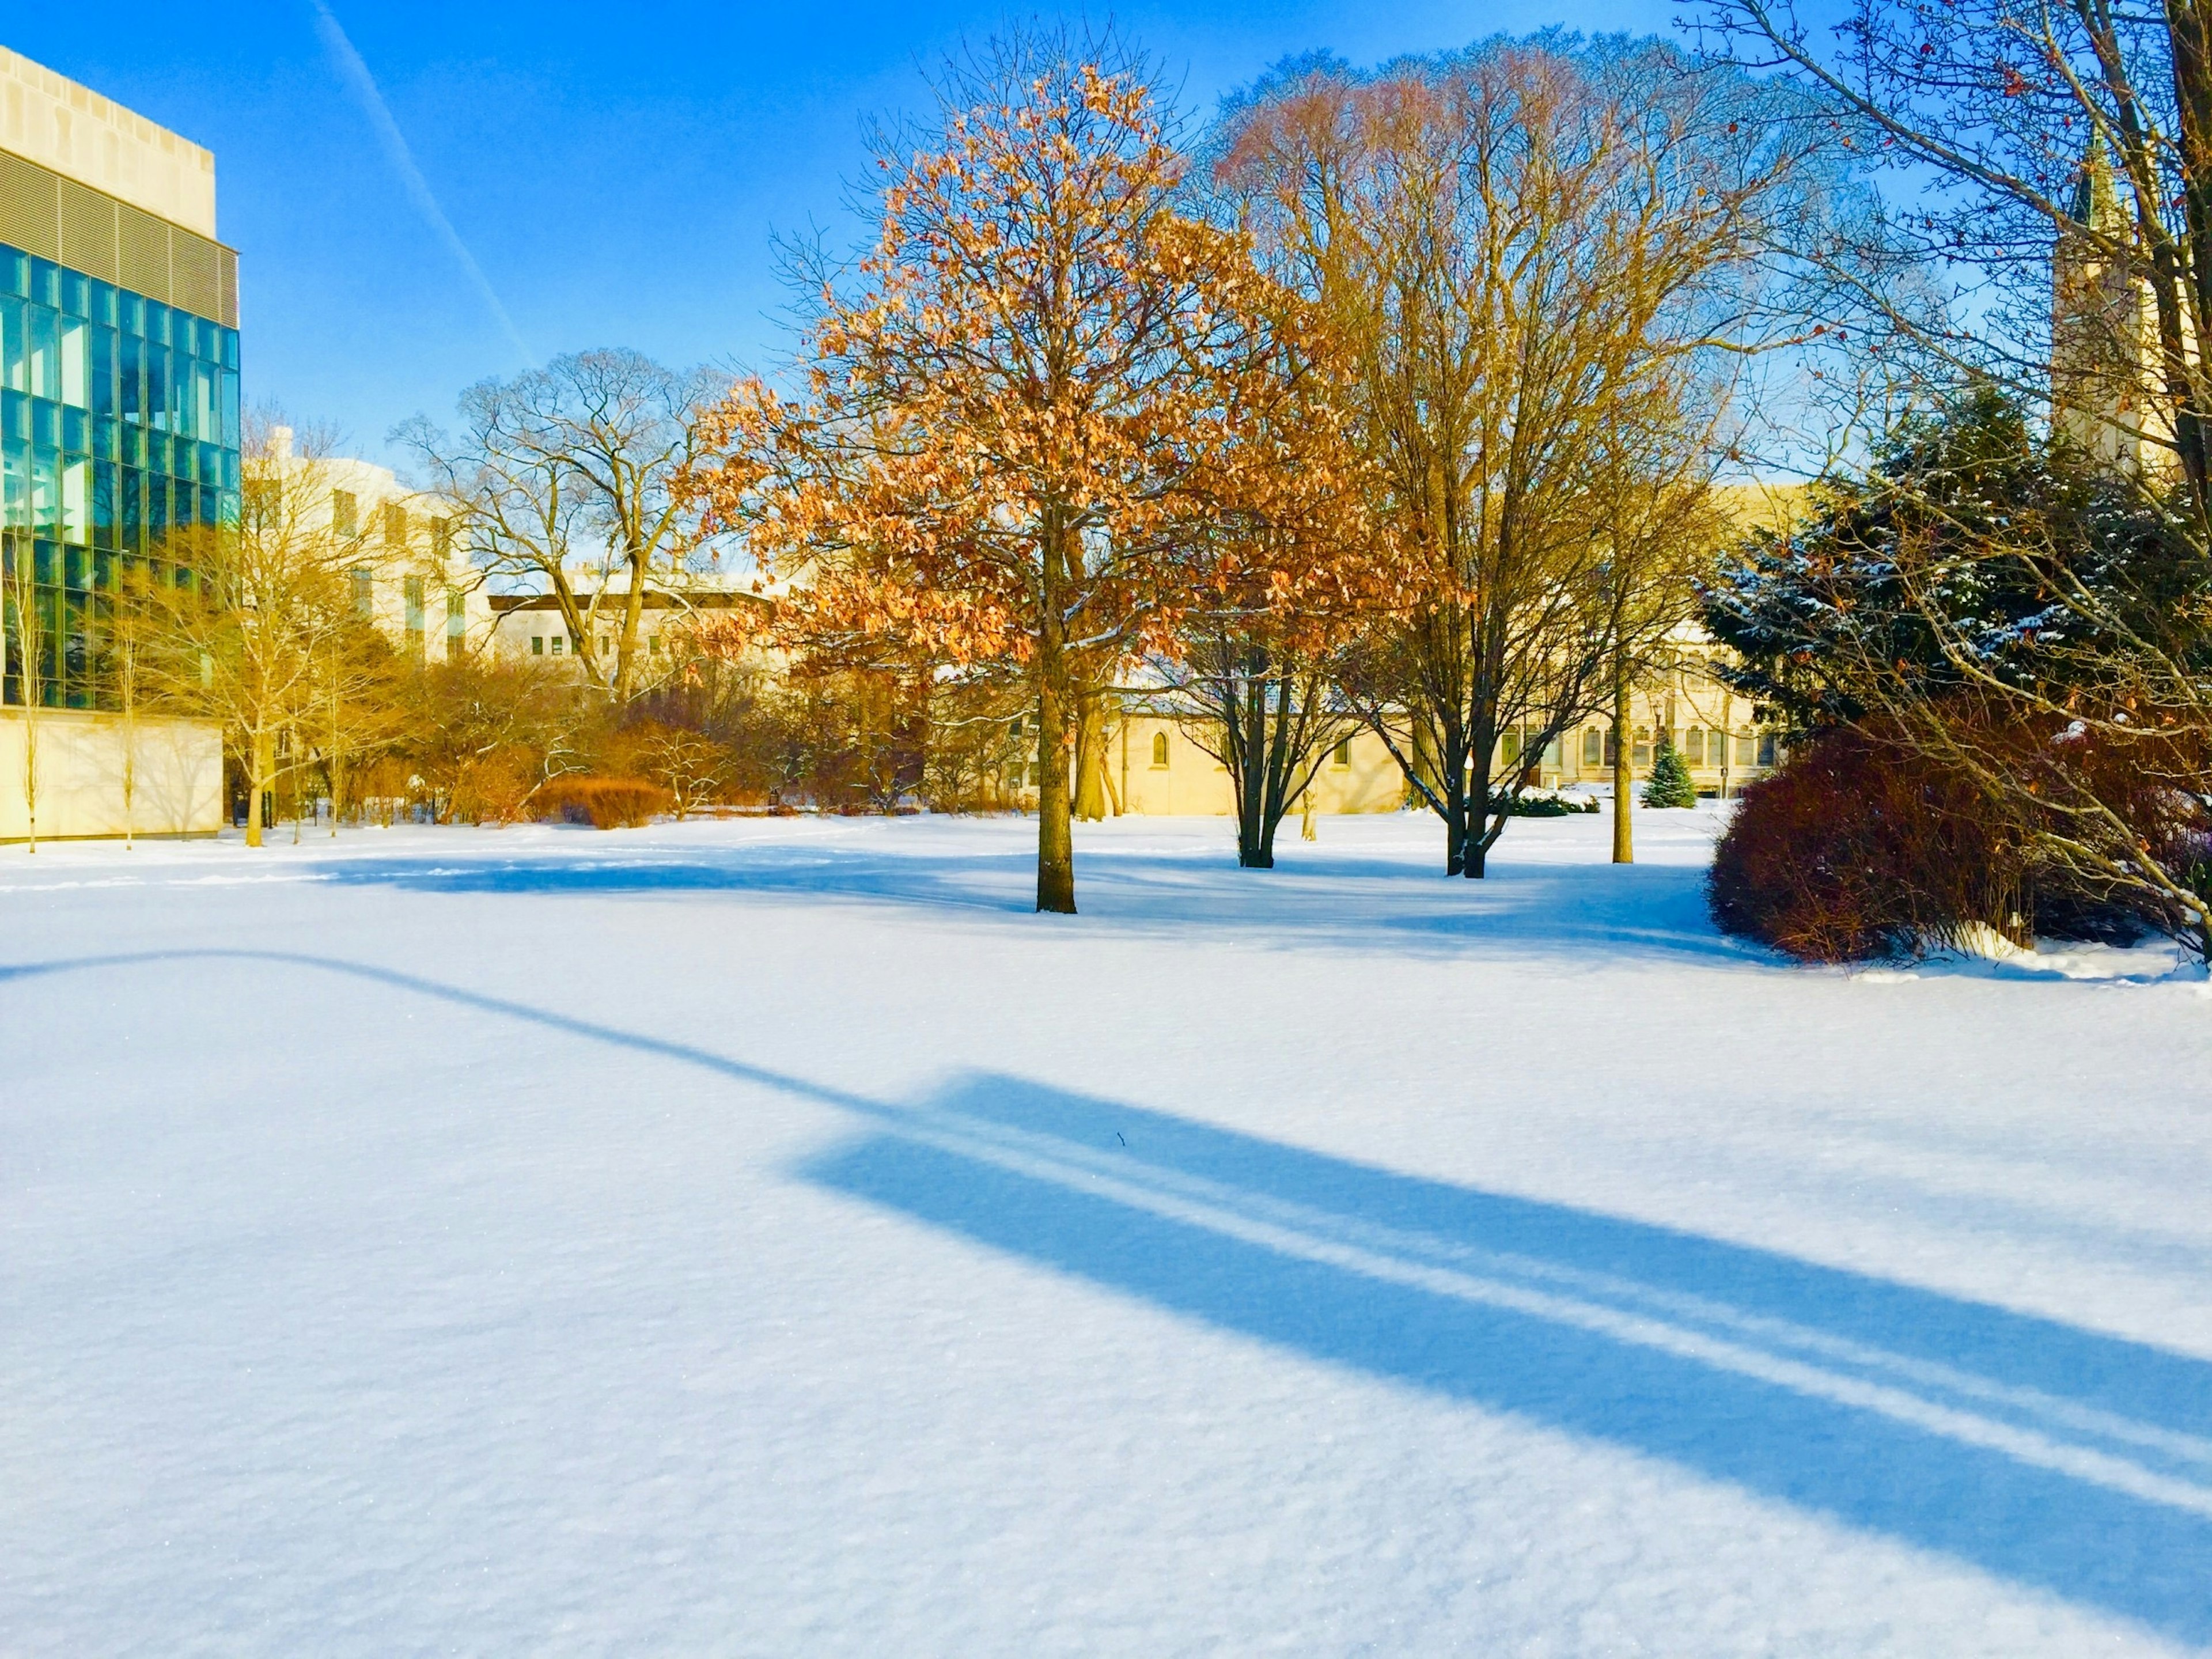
[309,1,537,369]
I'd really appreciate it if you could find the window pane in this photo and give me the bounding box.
[0,295,23,392]
[59,319,88,408]
[61,456,88,542]
[28,306,56,399]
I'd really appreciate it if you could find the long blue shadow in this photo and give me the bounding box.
[6,948,2199,1630]
[289,838,1753,969]
[803,1076,2212,1641]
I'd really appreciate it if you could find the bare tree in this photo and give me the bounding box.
[1166,638,1367,867]
[399,351,721,705]
[1217,37,1823,876]
[1701,0,2212,534]
[1694,0,2212,950]
[5,537,43,852]
[141,422,392,847]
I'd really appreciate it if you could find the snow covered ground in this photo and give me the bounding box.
[2,805,2208,1656]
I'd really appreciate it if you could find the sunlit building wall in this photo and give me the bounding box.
[0,44,232,836]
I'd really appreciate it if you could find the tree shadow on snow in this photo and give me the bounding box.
[802,1075,2212,1644]
[299,838,1755,971]
[3,948,2198,1635]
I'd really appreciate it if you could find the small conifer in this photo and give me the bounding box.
[1642,736,1698,808]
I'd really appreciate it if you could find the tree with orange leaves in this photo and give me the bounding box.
[693,27,1366,912]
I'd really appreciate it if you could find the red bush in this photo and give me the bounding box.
[536,776,673,830]
[1709,725,2029,961]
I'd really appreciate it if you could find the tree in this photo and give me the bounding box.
[400,351,721,706]
[1596,462,1734,861]
[1642,734,1698,806]
[1706,387,2212,952]
[141,423,390,848]
[388,656,590,824]
[698,26,1358,910]
[1701,0,2212,532]
[108,561,152,849]
[1168,643,1363,868]
[1216,36,1821,877]
[1703,387,2159,733]
[5,536,43,852]
[1695,0,2212,954]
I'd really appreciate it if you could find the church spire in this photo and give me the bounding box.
[2069,131,2123,233]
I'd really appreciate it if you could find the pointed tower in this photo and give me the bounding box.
[2051,134,2165,471]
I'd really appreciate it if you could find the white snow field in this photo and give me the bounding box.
[2,806,2209,1657]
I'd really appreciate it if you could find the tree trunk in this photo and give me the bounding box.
[1035,671,1076,911]
[1073,685,1111,821]
[1611,652,1634,864]
[1035,522,1076,913]
[21,709,36,854]
[1235,675,1270,868]
[2168,0,2212,528]
[1464,718,1493,879]
[1411,720,1467,875]
[614,553,650,703]
[247,725,271,849]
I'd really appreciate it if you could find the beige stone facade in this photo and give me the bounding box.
[1,47,217,238]
[274,436,500,664]
[489,583,766,678]
[0,47,236,327]
[0,708,221,841]
[1104,717,1409,816]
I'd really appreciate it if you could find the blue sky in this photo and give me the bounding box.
[11,1,1691,468]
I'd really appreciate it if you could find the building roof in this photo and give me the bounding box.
[2068,132,2123,234]
[1,46,218,238]
[490,589,770,614]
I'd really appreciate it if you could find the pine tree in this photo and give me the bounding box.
[1642,736,1698,808]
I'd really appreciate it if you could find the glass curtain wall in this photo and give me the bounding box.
[1,243,242,709]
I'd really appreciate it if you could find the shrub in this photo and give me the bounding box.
[1642,738,1698,808]
[449,752,536,825]
[1708,725,2029,961]
[536,775,673,830]
[1490,789,1600,817]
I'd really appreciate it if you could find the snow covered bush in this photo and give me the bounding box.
[1490,789,1600,817]
[1641,739,1698,808]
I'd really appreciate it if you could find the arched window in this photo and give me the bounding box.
[1151,731,1170,768]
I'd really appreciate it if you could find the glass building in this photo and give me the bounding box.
[2,73,241,711]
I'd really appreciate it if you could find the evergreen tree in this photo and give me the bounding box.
[1642,736,1698,808]
[1700,385,2190,737]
